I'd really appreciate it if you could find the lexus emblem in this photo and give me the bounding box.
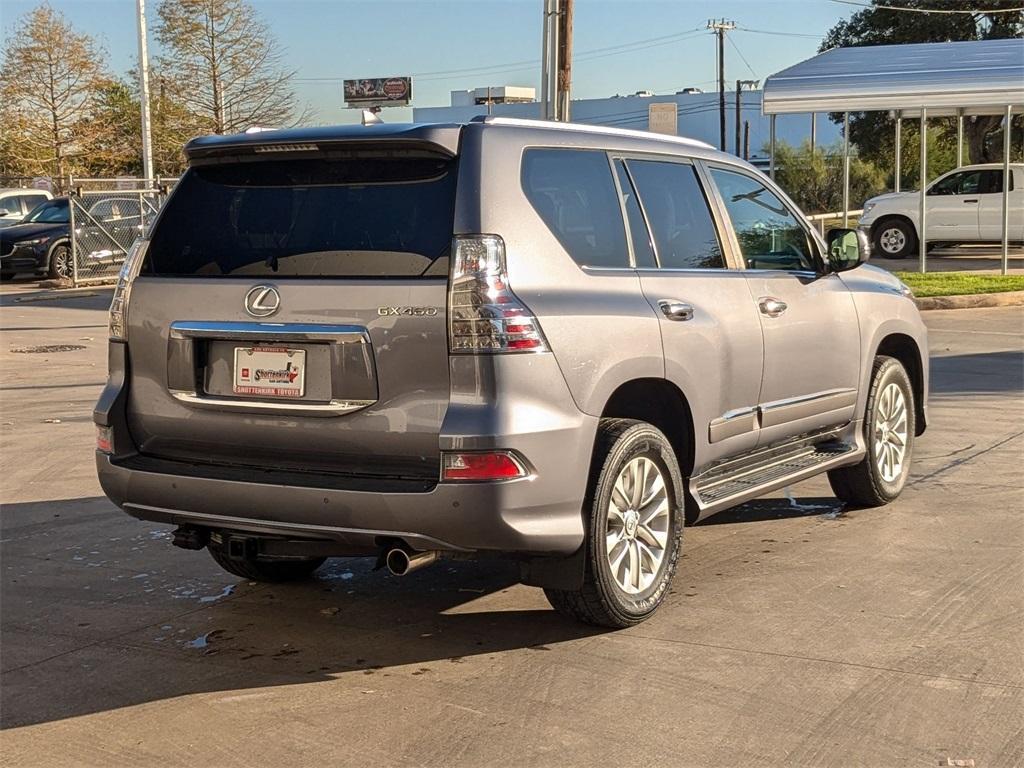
[244,285,280,318]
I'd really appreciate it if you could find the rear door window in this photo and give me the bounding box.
[521,148,629,268]
[625,159,725,270]
[142,153,457,278]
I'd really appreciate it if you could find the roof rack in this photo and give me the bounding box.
[471,115,715,150]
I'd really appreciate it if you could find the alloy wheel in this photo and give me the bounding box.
[51,246,72,279]
[605,456,670,594]
[874,382,909,483]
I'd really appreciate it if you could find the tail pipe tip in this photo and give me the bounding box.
[385,547,440,576]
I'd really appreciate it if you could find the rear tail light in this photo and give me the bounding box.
[441,451,528,482]
[96,425,113,454]
[109,239,147,341]
[448,235,548,353]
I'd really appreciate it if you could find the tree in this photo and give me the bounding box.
[0,4,108,185]
[154,0,307,134]
[81,79,143,177]
[772,140,888,214]
[821,0,1024,166]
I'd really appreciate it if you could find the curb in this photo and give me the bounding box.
[915,290,1024,311]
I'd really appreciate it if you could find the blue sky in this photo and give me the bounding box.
[2,0,854,124]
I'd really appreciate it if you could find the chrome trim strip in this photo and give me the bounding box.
[708,406,759,443]
[170,389,374,417]
[759,388,858,428]
[169,321,368,344]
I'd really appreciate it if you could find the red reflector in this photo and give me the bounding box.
[96,425,113,454]
[442,452,526,481]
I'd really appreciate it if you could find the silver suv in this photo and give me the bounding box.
[95,118,929,627]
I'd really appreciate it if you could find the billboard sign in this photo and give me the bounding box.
[344,77,413,107]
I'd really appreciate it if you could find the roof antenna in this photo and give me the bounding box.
[361,109,383,126]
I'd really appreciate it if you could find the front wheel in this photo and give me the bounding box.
[872,219,916,259]
[545,419,684,628]
[47,242,72,280]
[828,356,915,507]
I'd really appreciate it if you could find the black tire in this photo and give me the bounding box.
[208,545,325,582]
[872,218,916,259]
[828,356,915,507]
[47,242,72,280]
[545,419,684,628]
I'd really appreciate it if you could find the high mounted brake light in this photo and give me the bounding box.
[448,235,548,354]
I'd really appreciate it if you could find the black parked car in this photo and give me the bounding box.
[0,196,147,280]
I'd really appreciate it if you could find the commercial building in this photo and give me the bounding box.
[413,87,840,165]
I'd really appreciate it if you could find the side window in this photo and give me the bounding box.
[613,160,656,268]
[0,197,20,216]
[625,159,725,269]
[709,167,816,272]
[978,170,1006,194]
[522,148,629,268]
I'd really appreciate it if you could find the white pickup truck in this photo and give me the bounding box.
[859,163,1024,259]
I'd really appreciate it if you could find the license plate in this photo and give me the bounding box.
[233,346,306,398]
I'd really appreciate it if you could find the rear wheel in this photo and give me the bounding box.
[545,419,683,628]
[208,544,325,582]
[47,243,72,280]
[828,356,915,507]
[873,219,916,259]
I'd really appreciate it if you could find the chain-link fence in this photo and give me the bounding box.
[67,177,177,285]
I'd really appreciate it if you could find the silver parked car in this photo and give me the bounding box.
[95,118,929,627]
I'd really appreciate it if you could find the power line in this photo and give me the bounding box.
[830,0,1024,12]
[727,35,759,79]
[294,27,705,84]
[734,27,823,39]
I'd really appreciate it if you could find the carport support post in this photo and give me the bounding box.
[1001,105,1012,276]
[894,111,902,192]
[956,109,964,168]
[769,114,776,180]
[68,176,78,286]
[842,112,850,227]
[919,108,928,274]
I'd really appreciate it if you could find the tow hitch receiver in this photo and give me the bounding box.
[172,526,210,550]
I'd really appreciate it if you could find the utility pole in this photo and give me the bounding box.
[556,0,574,121]
[136,0,154,181]
[743,120,750,160]
[707,19,735,151]
[735,79,758,156]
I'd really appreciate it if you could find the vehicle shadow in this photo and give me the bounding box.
[695,495,843,526]
[930,350,1023,397]
[0,497,603,730]
[0,286,113,312]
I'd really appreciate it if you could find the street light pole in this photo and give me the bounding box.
[136,0,155,182]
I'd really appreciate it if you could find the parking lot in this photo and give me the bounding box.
[1,284,1021,767]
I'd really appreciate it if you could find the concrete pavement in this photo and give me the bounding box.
[1,285,1021,767]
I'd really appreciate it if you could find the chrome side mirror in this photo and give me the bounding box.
[826,227,869,272]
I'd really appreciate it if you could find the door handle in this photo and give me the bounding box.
[658,299,695,321]
[758,297,788,318]
[963,199,979,204]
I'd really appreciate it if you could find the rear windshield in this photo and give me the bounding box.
[142,153,457,278]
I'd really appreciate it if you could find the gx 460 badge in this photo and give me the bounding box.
[377,306,439,316]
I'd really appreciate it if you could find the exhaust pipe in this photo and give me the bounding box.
[385,547,440,576]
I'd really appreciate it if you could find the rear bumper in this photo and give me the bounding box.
[96,450,587,555]
[95,343,596,556]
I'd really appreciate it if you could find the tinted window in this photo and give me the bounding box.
[709,168,815,272]
[625,160,724,270]
[978,170,1008,194]
[614,160,656,268]
[522,148,629,268]
[142,154,457,278]
[14,194,46,213]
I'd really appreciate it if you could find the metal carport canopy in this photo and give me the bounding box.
[762,39,1024,117]
[761,38,1023,275]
